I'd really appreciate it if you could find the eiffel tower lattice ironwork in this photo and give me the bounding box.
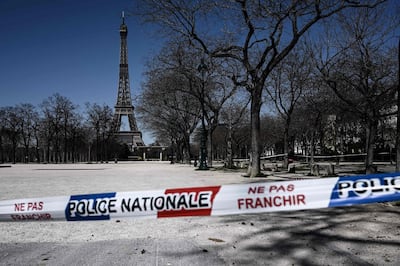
[113,12,145,149]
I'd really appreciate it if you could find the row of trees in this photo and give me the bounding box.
[134,0,399,175]
[0,94,127,164]
[1,85,393,167]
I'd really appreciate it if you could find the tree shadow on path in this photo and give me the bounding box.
[215,204,400,265]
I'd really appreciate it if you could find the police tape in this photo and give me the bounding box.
[1,173,400,222]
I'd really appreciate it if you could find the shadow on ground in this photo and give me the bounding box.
[163,204,400,265]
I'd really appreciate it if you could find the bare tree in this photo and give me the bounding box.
[2,107,22,163]
[85,103,114,162]
[266,45,312,169]
[260,114,285,156]
[220,94,250,168]
[67,114,85,163]
[17,103,39,163]
[203,61,240,167]
[135,0,385,177]
[0,107,23,163]
[40,93,77,163]
[315,6,398,173]
[0,108,7,163]
[163,41,240,167]
[138,63,201,163]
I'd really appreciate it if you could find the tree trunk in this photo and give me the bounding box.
[226,122,233,169]
[248,87,263,177]
[310,131,315,165]
[0,135,3,163]
[24,145,29,163]
[63,128,68,163]
[365,119,377,174]
[183,134,191,164]
[46,140,50,163]
[96,132,99,163]
[283,118,290,170]
[12,139,17,164]
[207,129,213,167]
[101,132,105,163]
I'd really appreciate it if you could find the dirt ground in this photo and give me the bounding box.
[0,162,399,265]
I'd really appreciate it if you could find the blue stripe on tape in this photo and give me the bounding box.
[329,173,400,207]
[65,192,117,221]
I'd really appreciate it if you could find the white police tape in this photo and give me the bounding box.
[1,173,400,222]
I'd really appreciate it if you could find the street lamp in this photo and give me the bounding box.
[197,58,209,170]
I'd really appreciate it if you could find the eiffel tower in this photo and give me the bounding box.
[113,12,145,149]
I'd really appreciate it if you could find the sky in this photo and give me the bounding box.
[0,0,161,143]
[0,0,398,145]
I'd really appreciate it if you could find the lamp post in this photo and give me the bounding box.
[198,58,209,170]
